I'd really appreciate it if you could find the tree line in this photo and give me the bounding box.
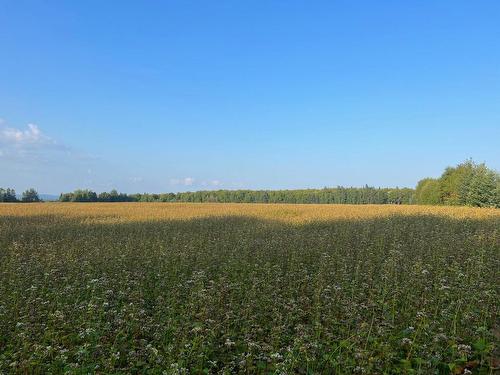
[0,188,40,202]
[57,186,414,204]
[415,160,499,207]
[59,189,136,202]
[54,186,414,204]
[2,160,498,207]
[143,187,415,204]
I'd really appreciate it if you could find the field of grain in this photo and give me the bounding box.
[0,203,499,374]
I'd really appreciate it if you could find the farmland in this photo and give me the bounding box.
[0,203,499,374]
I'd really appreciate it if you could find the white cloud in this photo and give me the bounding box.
[201,179,223,187]
[130,176,143,183]
[170,178,224,188]
[0,123,52,145]
[174,177,224,187]
[184,177,194,186]
[0,121,69,162]
[169,177,196,186]
[0,118,128,193]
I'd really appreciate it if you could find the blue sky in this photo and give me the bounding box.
[1,1,499,194]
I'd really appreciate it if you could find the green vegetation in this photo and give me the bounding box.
[131,186,415,205]
[59,189,135,202]
[53,160,500,207]
[59,189,98,202]
[58,187,415,204]
[0,188,17,202]
[21,188,40,203]
[3,160,499,207]
[416,160,499,207]
[0,204,498,373]
[0,188,41,203]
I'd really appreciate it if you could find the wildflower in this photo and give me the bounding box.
[433,333,447,342]
[148,345,159,356]
[457,344,471,356]
[401,338,413,346]
[271,352,283,360]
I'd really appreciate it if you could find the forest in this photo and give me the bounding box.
[1,160,498,207]
[57,186,415,205]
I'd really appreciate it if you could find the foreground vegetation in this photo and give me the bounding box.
[0,203,498,374]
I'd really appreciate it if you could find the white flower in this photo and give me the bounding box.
[457,344,471,355]
[270,352,283,360]
[191,326,202,333]
[401,338,413,346]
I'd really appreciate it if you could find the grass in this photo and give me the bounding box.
[0,203,499,374]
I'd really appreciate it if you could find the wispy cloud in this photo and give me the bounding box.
[0,120,68,161]
[0,118,134,193]
[170,178,225,189]
[130,176,144,183]
[201,179,222,187]
[1,123,48,144]
[170,177,195,186]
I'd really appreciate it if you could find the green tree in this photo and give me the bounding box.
[465,165,498,207]
[61,189,98,202]
[415,178,441,205]
[439,160,476,205]
[416,160,498,207]
[0,188,18,202]
[21,188,40,202]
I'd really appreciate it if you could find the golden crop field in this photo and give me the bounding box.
[1,203,499,374]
